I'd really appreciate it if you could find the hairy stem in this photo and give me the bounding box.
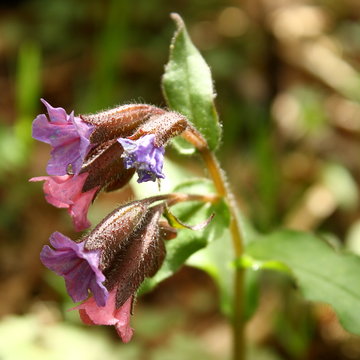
[200,148,246,360]
[145,192,219,206]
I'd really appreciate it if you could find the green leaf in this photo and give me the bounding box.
[139,179,230,293]
[162,13,221,153]
[237,254,293,275]
[246,230,360,335]
[188,228,260,320]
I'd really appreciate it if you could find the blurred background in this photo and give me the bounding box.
[1,0,360,359]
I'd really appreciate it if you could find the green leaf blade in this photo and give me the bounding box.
[162,13,221,153]
[246,230,360,335]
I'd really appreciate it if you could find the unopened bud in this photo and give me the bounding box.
[104,205,166,307]
[84,200,148,268]
[81,140,135,193]
[129,112,189,147]
[81,104,166,144]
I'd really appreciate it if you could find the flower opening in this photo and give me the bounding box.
[32,99,94,176]
[40,232,108,306]
[74,290,133,343]
[118,134,165,183]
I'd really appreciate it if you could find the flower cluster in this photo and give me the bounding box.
[31,100,188,231]
[40,198,172,342]
[31,100,203,342]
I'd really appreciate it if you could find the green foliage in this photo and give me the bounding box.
[140,179,230,293]
[0,42,41,176]
[188,229,261,321]
[238,254,292,275]
[0,315,141,360]
[15,41,41,146]
[82,0,130,112]
[245,230,360,335]
[162,13,221,154]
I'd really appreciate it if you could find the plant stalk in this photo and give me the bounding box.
[200,148,246,360]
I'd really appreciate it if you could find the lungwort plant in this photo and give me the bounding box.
[31,13,360,360]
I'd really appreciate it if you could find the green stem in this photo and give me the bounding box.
[200,148,246,360]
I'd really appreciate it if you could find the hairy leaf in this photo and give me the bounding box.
[162,13,221,154]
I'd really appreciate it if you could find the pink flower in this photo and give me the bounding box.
[30,173,99,231]
[74,289,134,343]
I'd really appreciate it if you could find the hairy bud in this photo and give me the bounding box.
[81,140,135,193]
[84,200,148,268]
[81,104,166,144]
[129,112,188,147]
[103,205,166,307]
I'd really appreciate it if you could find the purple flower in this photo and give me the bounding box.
[117,134,165,183]
[32,99,94,176]
[40,232,108,306]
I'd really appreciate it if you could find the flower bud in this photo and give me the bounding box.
[103,205,166,307]
[129,111,188,147]
[81,140,135,193]
[84,200,149,269]
[81,104,166,144]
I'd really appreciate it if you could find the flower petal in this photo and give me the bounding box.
[118,134,165,183]
[73,289,134,342]
[114,297,133,343]
[47,141,82,176]
[68,185,98,231]
[41,98,68,124]
[30,175,73,208]
[30,174,98,230]
[40,232,108,306]
[32,100,94,176]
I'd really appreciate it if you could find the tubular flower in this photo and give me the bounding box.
[30,173,99,231]
[31,141,135,231]
[100,205,166,307]
[32,100,214,343]
[39,195,212,341]
[74,290,134,343]
[81,105,190,184]
[32,99,94,176]
[118,134,165,183]
[70,199,170,340]
[40,232,108,306]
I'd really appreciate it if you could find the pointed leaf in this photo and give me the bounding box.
[164,206,214,230]
[162,13,221,153]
